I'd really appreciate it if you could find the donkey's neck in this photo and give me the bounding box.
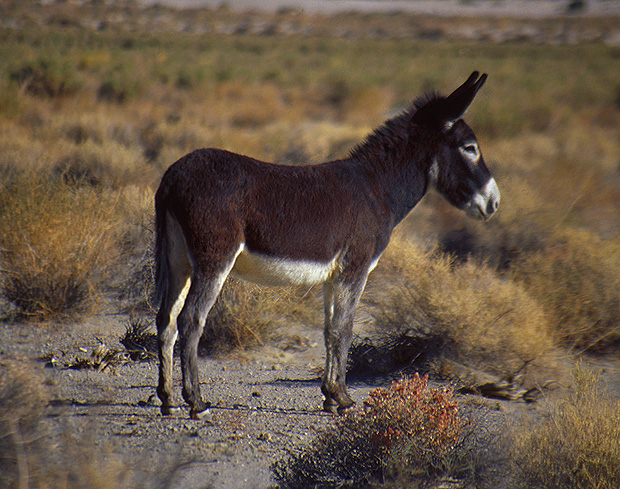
[348,110,437,225]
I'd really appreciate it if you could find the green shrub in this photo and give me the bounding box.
[97,67,140,103]
[9,57,81,98]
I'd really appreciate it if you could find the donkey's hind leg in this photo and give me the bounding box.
[156,215,193,415]
[178,263,236,419]
[156,270,191,415]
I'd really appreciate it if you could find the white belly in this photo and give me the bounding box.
[230,245,340,286]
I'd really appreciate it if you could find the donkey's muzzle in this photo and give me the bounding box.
[466,177,500,221]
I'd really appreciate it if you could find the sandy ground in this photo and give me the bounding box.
[0,313,513,488]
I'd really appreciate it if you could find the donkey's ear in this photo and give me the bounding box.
[412,72,487,130]
[440,71,487,123]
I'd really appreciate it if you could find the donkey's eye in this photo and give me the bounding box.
[463,144,477,155]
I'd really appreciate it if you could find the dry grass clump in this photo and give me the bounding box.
[368,233,557,381]
[511,228,620,354]
[273,374,492,488]
[123,278,320,355]
[52,138,153,189]
[459,182,620,356]
[510,364,620,488]
[0,173,127,320]
[201,278,319,354]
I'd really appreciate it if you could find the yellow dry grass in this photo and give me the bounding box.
[511,228,620,353]
[509,364,620,488]
[369,231,558,379]
[0,174,127,320]
[0,1,619,362]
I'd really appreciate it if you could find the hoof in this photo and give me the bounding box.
[323,398,355,415]
[337,401,355,415]
[323,399,339,414]
[189,403,212,420]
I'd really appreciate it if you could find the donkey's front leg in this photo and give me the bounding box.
[321,276,368,414]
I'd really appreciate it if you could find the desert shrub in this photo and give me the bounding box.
[367,234,556,380]
[0,173,126,320]
[9,57,81,98]
[175,67,206,90]
[200,278,317,353]
[511,228,620,353]
[273,374,490,488]
[510,364,620,488]
[97,66,140,103]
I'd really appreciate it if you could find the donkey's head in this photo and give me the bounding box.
[414,72,500,221]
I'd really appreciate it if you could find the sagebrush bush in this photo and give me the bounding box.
[511,228,620,353]
[273,374,487,488]
[368,233,557,379]
[201,278,318,353]
[0,173,126,320]
[510,364,620,488]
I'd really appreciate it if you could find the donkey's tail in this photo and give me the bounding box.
[154,185,169,308]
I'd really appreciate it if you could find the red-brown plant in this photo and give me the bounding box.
[361,374,462,454]
[273,374,473,487]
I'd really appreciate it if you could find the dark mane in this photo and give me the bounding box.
[348,109,412,162]
[413,91,445,112]
[348,92,447,163]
